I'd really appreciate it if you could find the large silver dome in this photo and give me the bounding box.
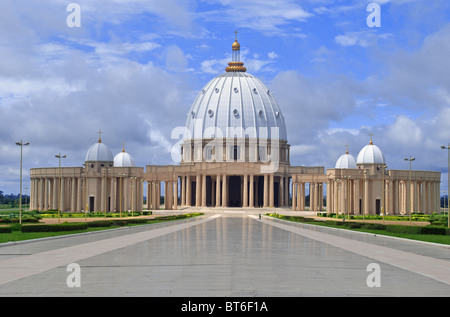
[185,72,287,141]
[185,38,287,141]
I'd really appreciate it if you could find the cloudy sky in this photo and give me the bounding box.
[1,0,450,195]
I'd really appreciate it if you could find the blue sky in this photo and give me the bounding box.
[1,0,450,195]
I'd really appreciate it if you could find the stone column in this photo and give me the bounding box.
[364,178,369,215]
[319,183,323,211]
[326,181,332,214]
[292,180,296,211]
[354,180,360,214]
[222,174,227,207]
[61,177,66,212]
[196,174,201,207]
[263,174,269,207]
[201,174,207,207]
[43,178,48,211]
[388,180,393,215]
[71,178,76,212]
[186,177,191,207]
[216,175,221,207]
[333,180,338,214]
[164,181,169,210]
[174,179,178,210]
[279,176,284,206]
[181,176,186,206]
[269,174,274,207]
[77,177,82,212]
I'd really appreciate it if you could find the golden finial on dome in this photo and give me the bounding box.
[226,31,246,72]
[122,142,126,152]
[369,132,374,145]
[97,129,103,143]
[232,30,240,50]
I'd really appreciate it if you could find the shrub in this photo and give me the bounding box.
[87,221,112,228]
[9,223,22,232]
[0,227,12,233]
[112,220,128,226]
[362,223,387,231]
[21,223,89,233]
[126,218,148,224]
[386,225,421,235]
[419,226,447,235]
[344,222,364,229]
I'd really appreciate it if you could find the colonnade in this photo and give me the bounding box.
[291,180,324,211]
[389,179,440,215]
[29,174,143,213]
[326,177,441,215]
[147,174,291,210]
[30,176,84,212]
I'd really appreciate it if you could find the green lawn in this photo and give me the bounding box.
[0,213,204,244]
[267,214,450,245]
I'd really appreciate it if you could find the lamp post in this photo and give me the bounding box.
[16,140,29,224]
[381,164,388,221]
[55,153,66,224]
[362,170,367,220]
[82,163,88,222]
[441,144,450,228]
[404,155,415,225]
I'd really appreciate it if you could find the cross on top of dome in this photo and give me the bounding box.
[226,31,246,72]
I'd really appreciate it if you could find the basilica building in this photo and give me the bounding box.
[29,36,441,216]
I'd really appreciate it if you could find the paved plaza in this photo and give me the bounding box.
[0,209,449,297]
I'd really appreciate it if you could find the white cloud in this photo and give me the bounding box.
[335,30,393,47]
[199,0,312,36]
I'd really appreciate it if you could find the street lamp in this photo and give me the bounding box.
[404,155,415,225]
[381,164,388,221]
[441,144,450,228]
[16,140,29,224]
[55,153,66,223]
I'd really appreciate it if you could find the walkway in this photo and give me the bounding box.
[0,210,449,296]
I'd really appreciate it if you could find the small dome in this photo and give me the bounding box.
[114,150,135,167]
[85,141,114,162]
[335,152,357,169]
[356,142,385,165]
[232,39,240,50]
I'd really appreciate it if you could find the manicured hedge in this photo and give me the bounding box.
[386,225,421,235]
[268,213,449,235]
[126,218,149,224]
[0,227,12,233]
[21,223,89,233]
[112,220,129,226]
[361,223,387,230]
[87,221,113,227]
[418,226,448,235]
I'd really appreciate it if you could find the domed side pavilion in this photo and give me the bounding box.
[29,36,441,216]
[29,134,144,213]
[327,138,441,216]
